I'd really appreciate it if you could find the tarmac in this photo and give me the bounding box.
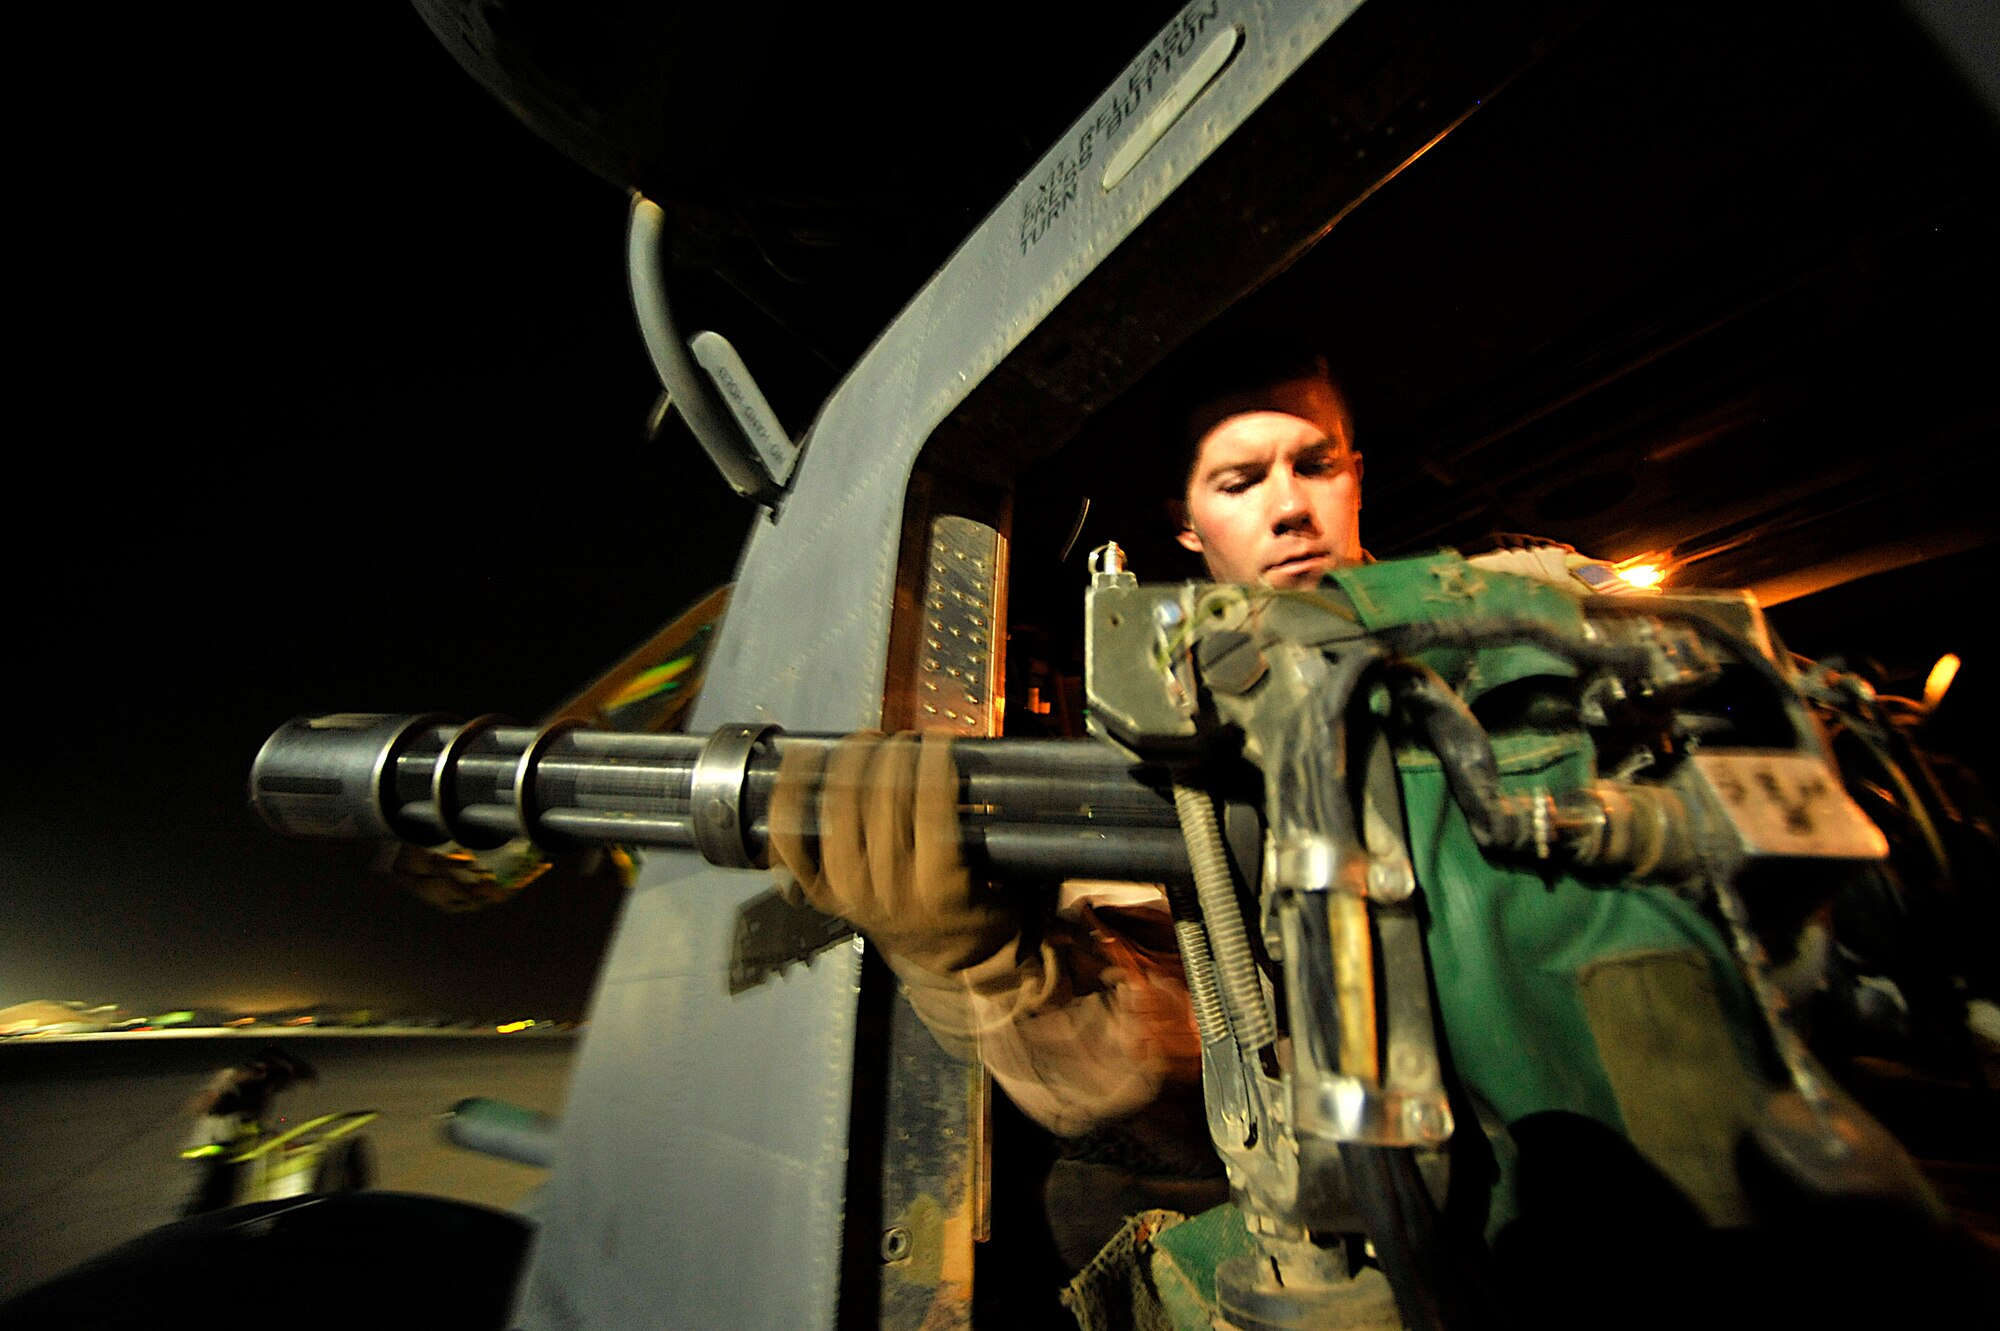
[0,1030,575,1299]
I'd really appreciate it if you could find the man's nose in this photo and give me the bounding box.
[1269,466,1315,531]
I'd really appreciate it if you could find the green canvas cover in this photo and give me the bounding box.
[1072,552,1791,1326]
[1327,552,1771,1231]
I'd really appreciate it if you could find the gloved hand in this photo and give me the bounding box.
[767,731,1021,977]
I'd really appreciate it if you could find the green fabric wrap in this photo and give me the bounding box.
[1148,1204,1257,1327]
[1062,553,1790,1317]
[1060,1207,1257,1331]
[1396,735,1754,1152]
[1327,552,1766,1232]
[1329,548,1584,706]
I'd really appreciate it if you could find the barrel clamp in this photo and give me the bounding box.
[691,723,781,869]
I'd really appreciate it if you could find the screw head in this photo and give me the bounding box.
[880,1226,913,1263]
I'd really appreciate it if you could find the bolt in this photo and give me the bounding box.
[1404,1100,1445,1140]
[1368,859,1414,903]
[880,1226,913,1263]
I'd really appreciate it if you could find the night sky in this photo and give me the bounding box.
[9,9,1995,1022]
[7,9,748,1019]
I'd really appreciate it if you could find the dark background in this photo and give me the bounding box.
[7,4,1995,1022]
[8,7,749,1019]
[6,0,1195,1022]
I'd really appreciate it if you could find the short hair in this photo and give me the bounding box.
[1156,327,1351,493]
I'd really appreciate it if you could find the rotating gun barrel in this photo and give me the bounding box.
[249,714,1191,884]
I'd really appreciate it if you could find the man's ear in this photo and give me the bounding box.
[1176,523,1204,555]
[1165,498,1202,553]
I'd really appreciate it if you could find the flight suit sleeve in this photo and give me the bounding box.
[943,897,1204,1137]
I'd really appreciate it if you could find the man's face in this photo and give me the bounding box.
[1177,375,1362,588]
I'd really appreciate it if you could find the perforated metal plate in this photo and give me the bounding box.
[915,516,1007,737]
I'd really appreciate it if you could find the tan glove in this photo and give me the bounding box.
[767,731,1020,977]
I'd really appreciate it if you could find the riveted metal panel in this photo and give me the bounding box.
[518,4,1369,1327]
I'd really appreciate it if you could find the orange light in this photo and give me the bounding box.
[1618,562,1667,589]
[1924,653,1961,708]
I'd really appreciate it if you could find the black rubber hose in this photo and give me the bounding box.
[1346,1144,1488,1331]
[1384,661,1523,851]
[1374,616,1652,675]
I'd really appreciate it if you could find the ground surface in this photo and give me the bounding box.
[0,1031,574,1298]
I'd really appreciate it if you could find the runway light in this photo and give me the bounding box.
[496,1020,535,1034]
[1924,653,1961,708]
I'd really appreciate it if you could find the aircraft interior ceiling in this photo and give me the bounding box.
[415,1,1998,699]
[990,2,1999,704]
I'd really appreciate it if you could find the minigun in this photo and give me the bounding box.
[251,548,1948,1330]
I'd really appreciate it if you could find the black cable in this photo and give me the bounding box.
[1346,1144,1490,1331]
[1383,660,1522,852]
[1373,616,1652,675]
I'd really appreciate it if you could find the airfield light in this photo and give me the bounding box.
[1924,652,1961,708]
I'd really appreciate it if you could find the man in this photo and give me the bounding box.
[769,333,1368,1268]
[179,1047,317,1216]
[773,337,2000,1321]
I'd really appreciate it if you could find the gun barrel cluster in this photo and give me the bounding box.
[250,715,1191,882]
